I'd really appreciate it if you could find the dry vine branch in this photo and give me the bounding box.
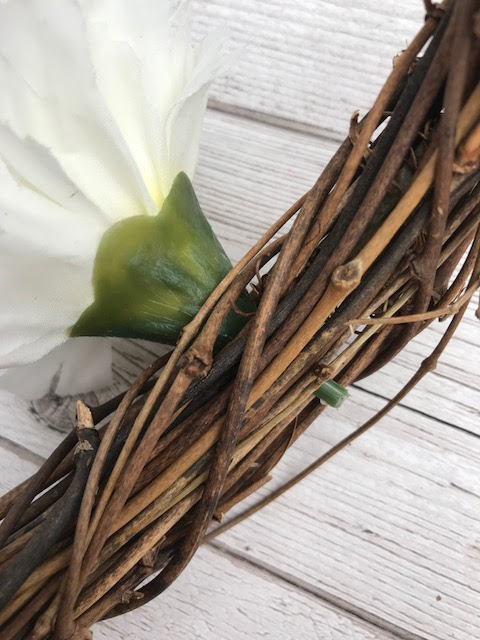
[0,2,479,637]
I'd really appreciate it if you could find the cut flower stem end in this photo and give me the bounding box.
[314,380,349,408]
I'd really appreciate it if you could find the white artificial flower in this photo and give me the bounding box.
[0,0,224,398]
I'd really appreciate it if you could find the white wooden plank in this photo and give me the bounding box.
[0,445,399,640]
[214,387,480,640]
[355,307,480,436]
[192,0,425,139]
[196,109,337,256]
[0,442,40,493]
[95,546,401,640]
[0,392,50,456]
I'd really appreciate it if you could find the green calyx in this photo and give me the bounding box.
[71,172,254,346]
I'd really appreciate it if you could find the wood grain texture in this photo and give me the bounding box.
[192,0,425,139]
[0,440,41,492]
[214,387,480,640]
[356,312,480,436]
[96,545,413,640]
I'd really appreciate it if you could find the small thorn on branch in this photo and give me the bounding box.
[182,347,213,378]
[140,549,157,569]
[331,259,363,292]
[423,0,445,21]
[75,401,97,457]
[348,110,361,144]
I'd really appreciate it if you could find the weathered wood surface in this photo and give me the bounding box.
[215,389,480,640]
[192,0,425,139]
[1,1,479,639]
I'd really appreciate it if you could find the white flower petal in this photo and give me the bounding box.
[83,0,224,207]
[164,30,225,189]
[0,152,101,367]
[0,338,113,399]
[0,127,109,246]
[0,124,104,220]
[0,348,65,400]
[0,0,155,220]
[0,0,225,398]
[0,235,92,368]
[55,338,113,396]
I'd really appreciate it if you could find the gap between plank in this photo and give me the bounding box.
[207,98,347,144]
[352,383,480,439]
[0,435,45,467]
[209,539,430,640]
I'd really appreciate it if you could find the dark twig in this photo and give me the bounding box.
[0,405,99,612]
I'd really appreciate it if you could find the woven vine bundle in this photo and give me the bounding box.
[0,2,479,638]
